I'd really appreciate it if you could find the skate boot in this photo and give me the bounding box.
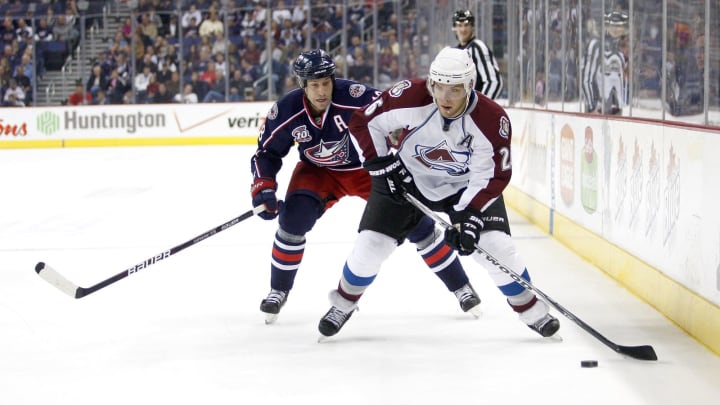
[517,297,560,338]
[260,289,288,324]
[453,283,482,318]
[318,290,358,340]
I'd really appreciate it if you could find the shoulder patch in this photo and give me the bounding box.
[267,103,278,120]
[499,116,510,139]
[348,84,366,98]
[389,80,412,97]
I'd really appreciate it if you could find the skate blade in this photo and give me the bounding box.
[317,335,331,343]
[543,333,563,342]
[467,305,483,319]
[264,313,279,325]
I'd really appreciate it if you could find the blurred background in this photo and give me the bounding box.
[0,0,717,126]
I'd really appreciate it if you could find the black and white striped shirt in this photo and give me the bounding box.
[457,37,503,99]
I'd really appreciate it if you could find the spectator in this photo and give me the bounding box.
[33,18,54,41]
[0,17,15,44]
[188,70,209,100]
[199,9,223,39]
[227,69,246,101]
[13,64,32,101]
[165,71,181,96]
[151,82,174,103]
[53,15,80,55]
[240,38,261,65]
[3,78,25,106]
[133,65,153,102]
[139,13,159,44]
[174,83,198,103]
[347,52,372,84]
[106,69,129,104]
[86,65,108,98]
[155,58,174,84]
[15,18,33,42]
[165,14,179,39]
[13,54,33,83]
[92,89,109,105]
[181,5,203,29]
[184,16,200,38]
[210,32,227,56]
[67,82,92,105]
[202,69,228,102]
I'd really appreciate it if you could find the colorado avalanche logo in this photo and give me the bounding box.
[412,140,470,176]
[349,84,366,98]
[292,125,312,143]
[304,135,352,166]
[267,103,278,120]
[499,116,510,139]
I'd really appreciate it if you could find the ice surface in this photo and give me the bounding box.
[1,145,718,405]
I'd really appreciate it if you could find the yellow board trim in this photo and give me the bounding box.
[504,185,720,357]
[0,137,259,149]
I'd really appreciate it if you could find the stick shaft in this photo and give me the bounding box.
[36,206,264,298]
[404,192,657,360]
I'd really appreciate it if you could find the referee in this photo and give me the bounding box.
[452,10,503,99]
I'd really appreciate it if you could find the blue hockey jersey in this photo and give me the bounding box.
[251,79,381,181]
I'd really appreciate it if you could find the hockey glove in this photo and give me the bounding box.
[445,208,484,256]
[251,178,279,220]
[363,154,415,204]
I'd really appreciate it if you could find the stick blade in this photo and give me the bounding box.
[35,262,82,299]
[617,344,658,361]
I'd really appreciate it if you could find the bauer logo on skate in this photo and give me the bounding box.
[127,250,171,274]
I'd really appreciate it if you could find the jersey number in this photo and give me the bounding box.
[499,147,511,170]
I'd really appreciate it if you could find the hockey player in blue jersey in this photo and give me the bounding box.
[250,49,481,324]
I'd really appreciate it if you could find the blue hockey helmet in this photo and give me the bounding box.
[293,49,336,88]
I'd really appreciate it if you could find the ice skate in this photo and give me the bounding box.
[517,297,561,340]
[260,289,288,324]
[317,290,358,341]
[453,283,482,318]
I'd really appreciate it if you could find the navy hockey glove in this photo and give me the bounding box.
[445,208,484,256]
[251,178,279,220]
[363,154,415,204]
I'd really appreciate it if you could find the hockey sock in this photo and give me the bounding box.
[269,230,305,291]
[416,229,468,291]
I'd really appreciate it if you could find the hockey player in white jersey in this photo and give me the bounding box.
[317,47,560,339]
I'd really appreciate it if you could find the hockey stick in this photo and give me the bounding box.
[404,192,658,361]
[35,205,266,299]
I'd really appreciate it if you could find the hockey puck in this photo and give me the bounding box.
[580,360,598,368]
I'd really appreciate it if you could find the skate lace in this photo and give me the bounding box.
[453,285,475,303]
[533,314,554,331]
[266,290,286,304]
[324,306,349,326]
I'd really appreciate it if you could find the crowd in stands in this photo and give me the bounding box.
[0,0,426,107]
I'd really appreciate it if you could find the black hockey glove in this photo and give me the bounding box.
[445,208,484,256]
[363,154,415,204]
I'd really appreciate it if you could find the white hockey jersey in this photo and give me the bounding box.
[348,78,512,213]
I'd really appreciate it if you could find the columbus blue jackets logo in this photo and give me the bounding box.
[412,140,470,175]
[267,103,278,120]
[292,125,312,142]
[348,84,366,98]
[304,135,352,166]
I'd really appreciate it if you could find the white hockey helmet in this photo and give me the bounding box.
[427,47,475,93]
